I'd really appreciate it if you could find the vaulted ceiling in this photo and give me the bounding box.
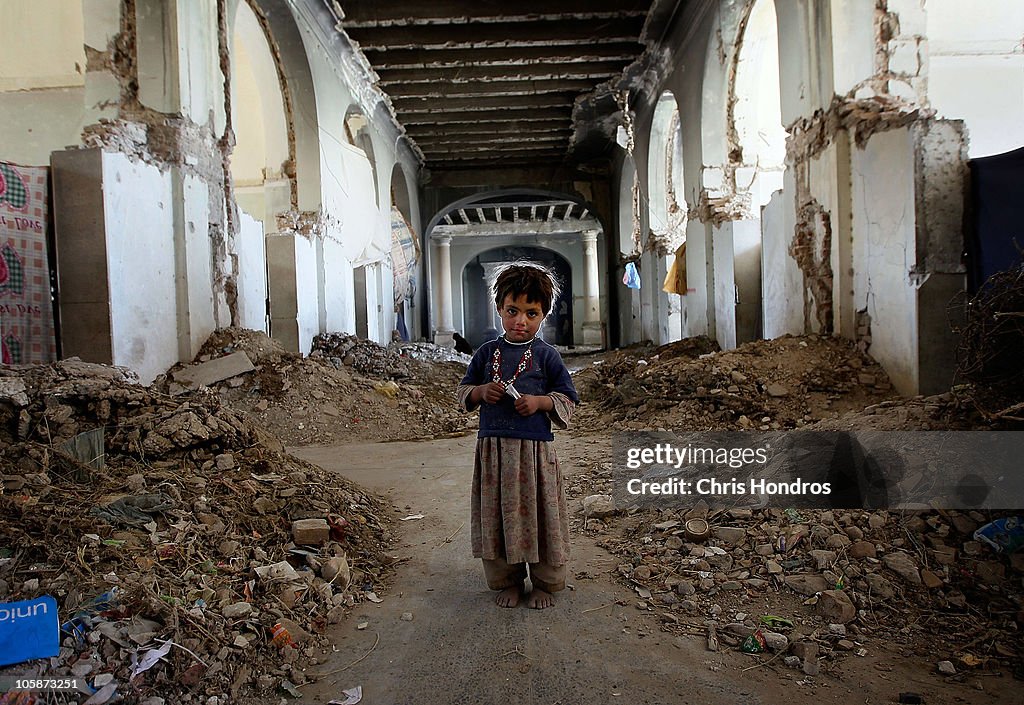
[331,1,673,184]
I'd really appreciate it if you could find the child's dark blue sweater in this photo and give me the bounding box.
[460,337,579,441]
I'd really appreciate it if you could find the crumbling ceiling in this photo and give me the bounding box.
[330,0,673,183]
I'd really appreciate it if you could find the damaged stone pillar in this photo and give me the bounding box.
[581,230,604,346]
[432,234,455,347]
[849,119,968,396]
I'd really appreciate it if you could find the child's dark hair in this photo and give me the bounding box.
[492,263,560,315]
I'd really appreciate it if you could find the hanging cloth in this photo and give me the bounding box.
[623,261,641,290]
[662,242,688,295]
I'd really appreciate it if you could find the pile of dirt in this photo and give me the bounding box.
[0,359,398,703]
[165,329,472,446]
[572,335,903,434]
[561,334,1019,683]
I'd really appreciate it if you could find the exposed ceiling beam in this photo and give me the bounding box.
[361,43,641,69]
[344,18,646,50]
[425,165,589,188]
[392,94,573,113]
[432,219,601,238]
[402,109,571,125]
[412,133,569,148]
[384,79,597,98]
[419,143,568,157]
[340,0,651,27]
[426,150,568,165]
[404,120,569,137]
[376,61,627,85]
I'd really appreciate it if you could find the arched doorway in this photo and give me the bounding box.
[730,0,785,345]
[230,0,291,332]
[647,90,688,344]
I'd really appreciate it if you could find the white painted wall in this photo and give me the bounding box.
[102,153,179,383]
[830,0,876,96]
[924,0,1024,158]
[322,238,354,334]
[0,0,86,165]
[712,223,737,350]
[761,185,802,338]
[0,89,86,166]
[294,235,319,352]
[682,219,709,338]
[236,211,267,331]
[850,128,919,394]
[181,172,218,349]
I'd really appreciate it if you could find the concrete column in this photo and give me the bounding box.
[433,234,455,346]
[581,230,605,346]
[480,261,504,339]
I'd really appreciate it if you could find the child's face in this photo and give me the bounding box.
[498,293,545,343]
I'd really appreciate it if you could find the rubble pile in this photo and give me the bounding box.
[166,329,471,446]
[573,335,902,434]
[395,341,472,366]
[583,502,1024,678]
[0,359,397,703]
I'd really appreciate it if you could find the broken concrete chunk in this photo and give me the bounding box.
[849,540,877,559]
[0,377,30,406]
[173,351,256,390]
[322,556,351,589]
[712,526,746,544]
[882,551,922,585]
[865,572,896,599]
[784,574,828,596]
[582,494,616,518]
[816,589,856,624]
[222,602,253,620]
[291,518,330,545]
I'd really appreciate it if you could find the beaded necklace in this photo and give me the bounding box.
[491,340,533,389]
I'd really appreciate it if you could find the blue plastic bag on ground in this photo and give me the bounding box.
[975,516,1024,553]
[0,595,60,667]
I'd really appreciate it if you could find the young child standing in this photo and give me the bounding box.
[457,263,579,609]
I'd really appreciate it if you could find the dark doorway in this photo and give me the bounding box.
[462,247,573,348]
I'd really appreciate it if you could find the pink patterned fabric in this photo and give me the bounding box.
[0,162,56,364]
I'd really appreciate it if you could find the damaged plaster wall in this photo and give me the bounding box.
[46,0,233,380]
[263,0,424,348]
[617,0,724,346]
[924,0,1024,158]
[0,0,88,165]
[622,0,972,393]
[767,0,968,393]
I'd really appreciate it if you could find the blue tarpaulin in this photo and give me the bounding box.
[0,595,60,667]
[968,146,1024,292]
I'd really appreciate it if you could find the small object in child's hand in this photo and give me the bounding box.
[505,384,521,400]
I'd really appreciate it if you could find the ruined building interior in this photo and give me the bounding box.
[1,0,1024,703]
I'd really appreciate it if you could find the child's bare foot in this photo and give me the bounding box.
[495,586,522,608]
[526,588,555,609]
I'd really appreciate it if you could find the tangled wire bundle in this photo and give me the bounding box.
[955,263,1024,420]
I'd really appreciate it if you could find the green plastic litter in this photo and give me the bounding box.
[760,615,794,629]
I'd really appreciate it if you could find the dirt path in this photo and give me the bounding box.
[289,437,762,705]
[289,437,1015,705]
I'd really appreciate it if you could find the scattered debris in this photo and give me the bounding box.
[0,358,396,702]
